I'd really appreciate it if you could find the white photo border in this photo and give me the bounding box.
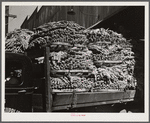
[1,1,149,122]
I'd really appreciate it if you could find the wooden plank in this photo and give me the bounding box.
[52,88,87,93]
[52,98,134,111]
[52,93,73,106]
[123,90,136,99]
[42,42,73,47]
[76,90,135,104]
[96,41,111,44]
[51,70,92,73]
[42,42,72,47]
[92,89,123,92]
[52,105,71,111]
[94,60,123,64]
[69,70,92,73]
[71,98,134,109]
[52,90,136,107]
[52,42,72,46]
[44,47,52,112]
[76,91,124,104]
[51,70,70,73]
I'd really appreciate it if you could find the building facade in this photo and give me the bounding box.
[21,6,123,30]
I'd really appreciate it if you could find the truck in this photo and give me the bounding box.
[5,44,136,112]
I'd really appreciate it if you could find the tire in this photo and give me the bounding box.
[119,109,127,113]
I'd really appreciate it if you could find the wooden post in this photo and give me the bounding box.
[44,46,52,112]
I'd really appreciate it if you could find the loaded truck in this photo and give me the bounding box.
[5,19,138,112]
[5,46,136,112]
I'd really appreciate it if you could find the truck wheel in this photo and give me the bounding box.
[119,109,127,113]
[4,107,21,113]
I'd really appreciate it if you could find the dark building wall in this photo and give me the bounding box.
[28,7,38,30]
[91,6,144,39]
[21,7,38,30]
[21,16,28,29]
[20,6,123,30]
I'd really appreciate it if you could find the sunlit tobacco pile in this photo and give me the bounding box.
[5,21,137,91]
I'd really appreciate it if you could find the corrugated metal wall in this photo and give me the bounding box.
[21,6,124,30]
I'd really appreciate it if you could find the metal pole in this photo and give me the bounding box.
[5,6,17,35]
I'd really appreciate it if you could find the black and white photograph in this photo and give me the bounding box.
[1,1,149,122]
